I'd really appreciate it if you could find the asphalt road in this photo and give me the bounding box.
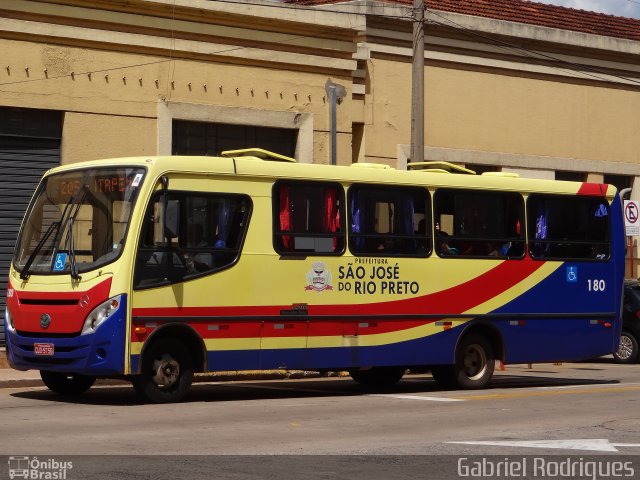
[1,360,640,479]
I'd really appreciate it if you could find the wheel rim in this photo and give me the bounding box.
[617,335,633,360]
[152,354,180,388]
[462,344,488,380]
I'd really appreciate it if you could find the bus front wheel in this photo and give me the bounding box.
[40,371,96,395]
[132,339,194,403]
[432,334,495,389]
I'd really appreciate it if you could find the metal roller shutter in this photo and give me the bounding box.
[0,108,61,345]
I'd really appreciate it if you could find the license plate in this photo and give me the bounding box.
[34,343,54,356]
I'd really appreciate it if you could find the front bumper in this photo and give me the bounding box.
[4,296,127,376]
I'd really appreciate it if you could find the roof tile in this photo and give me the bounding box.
[283,0,640,42]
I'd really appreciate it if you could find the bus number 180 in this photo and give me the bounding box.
[588,279,606,292]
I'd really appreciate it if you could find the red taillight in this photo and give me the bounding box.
[635,310,640,320]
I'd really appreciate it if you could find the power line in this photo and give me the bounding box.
[427,8,640,87]
[0,60,172,87]
[625,0,640,7]
[0,1,638,90]
[213,0,413,17]
[0,1,418,89]
[0,20,374,88]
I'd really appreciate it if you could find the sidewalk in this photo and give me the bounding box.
[0,347,340,389]
[0,348,44,388]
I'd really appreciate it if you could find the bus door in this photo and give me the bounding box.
[132,187,260,372]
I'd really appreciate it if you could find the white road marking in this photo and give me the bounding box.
[370,394,464,402]
[447,439,640,452]
[529,382,640,391]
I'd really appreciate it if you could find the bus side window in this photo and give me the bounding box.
[133,191,251,289]
[433,189,524,259]
[527,195,610,261]
[347,185,431,257]
[273,181,345,255]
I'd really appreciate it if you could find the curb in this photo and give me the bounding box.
[0,372,345,390]
[0,348,8,369]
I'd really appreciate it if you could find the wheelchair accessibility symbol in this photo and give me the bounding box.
[53,253,67,272]
[566,266,578,283]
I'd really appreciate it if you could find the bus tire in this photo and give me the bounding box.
[40,371,96,395]
[454,334,494,389]
[613,330,639,364]
[349,367,405,390]
[132,339,194,403]
[432,334,495,389]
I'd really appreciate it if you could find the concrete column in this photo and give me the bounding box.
[587,173,604,183]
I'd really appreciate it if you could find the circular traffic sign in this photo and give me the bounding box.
[626,202,638,224]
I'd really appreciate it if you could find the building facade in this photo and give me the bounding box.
[288,0,640,275]
[1,0,640,313]
[0,0,361,321]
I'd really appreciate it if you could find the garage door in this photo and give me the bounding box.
[0,107,62,344]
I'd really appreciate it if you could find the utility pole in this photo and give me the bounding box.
[410,0,425,165]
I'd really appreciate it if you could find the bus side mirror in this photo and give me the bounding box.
[164,199,180,240]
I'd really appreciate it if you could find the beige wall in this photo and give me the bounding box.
[0,0,360,165]
[3,1,639,173]
[1,37,355,164]
[365,58,640,166]
[0,40,162,118]
[62,113,157,163]
[427,68,640,165]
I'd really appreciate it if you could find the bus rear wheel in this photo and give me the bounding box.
[40,371,96,395]
[132,339,194,403]
[432,334,495,389]
[349,366,405,390]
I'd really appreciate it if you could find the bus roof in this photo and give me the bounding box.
[43,153,617,198]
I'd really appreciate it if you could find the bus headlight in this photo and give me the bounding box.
[81,295,122,336]
[5,307,15,333]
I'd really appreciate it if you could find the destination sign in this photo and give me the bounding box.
[59,173,142,196]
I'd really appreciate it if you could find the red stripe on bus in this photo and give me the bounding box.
[577,183,608,196]
[131,318,436,340]
[132,259,544,332]
[312,257,543,316]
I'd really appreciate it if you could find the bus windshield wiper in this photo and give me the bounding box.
[19,193,77,280]
[62,186,88,281]
[66,216,81,280]
[19,220,61,280]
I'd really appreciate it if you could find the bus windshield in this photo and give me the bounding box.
[14,167,145,277]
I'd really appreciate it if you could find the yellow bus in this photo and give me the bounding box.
[4,149,624,402]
